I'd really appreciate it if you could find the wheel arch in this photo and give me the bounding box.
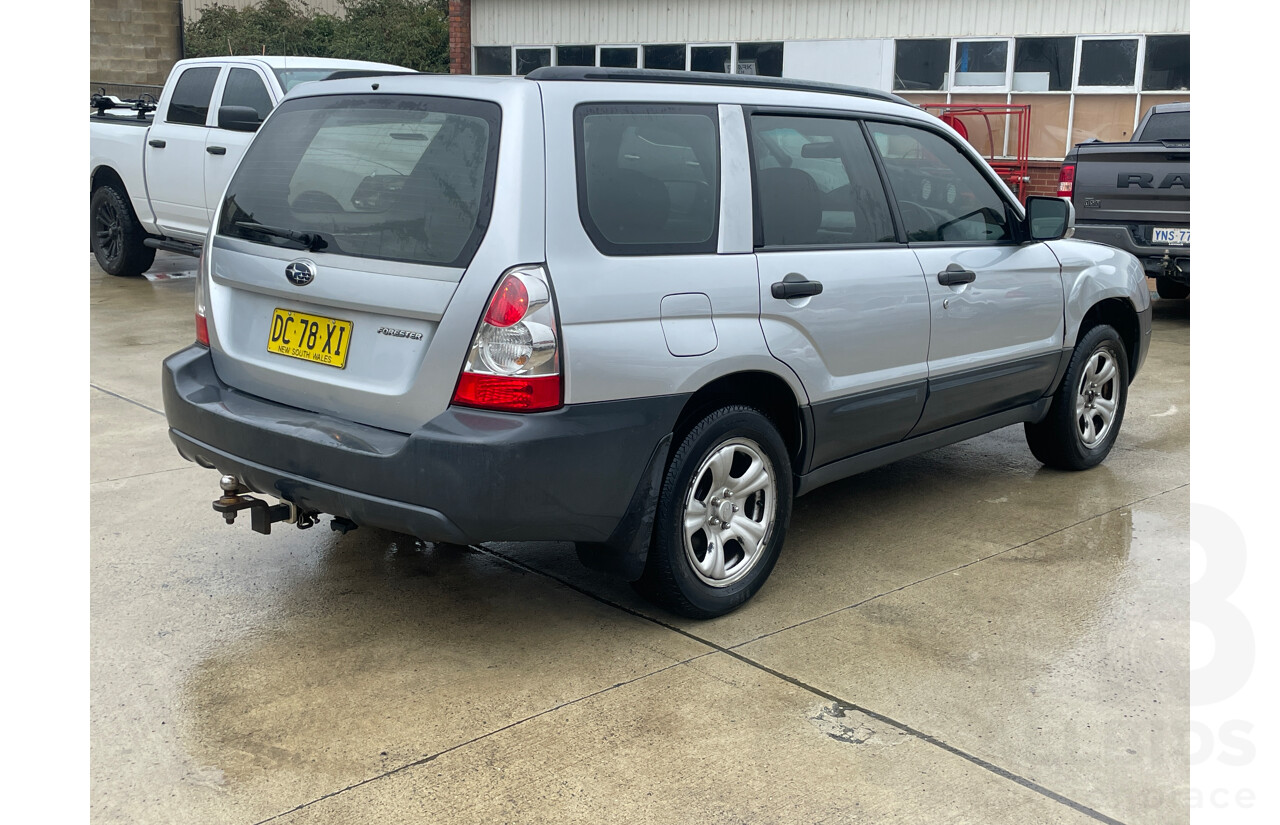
[670,370,806,472]
[1077,298,1140,384]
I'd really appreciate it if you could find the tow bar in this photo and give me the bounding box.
[212,475,318,534]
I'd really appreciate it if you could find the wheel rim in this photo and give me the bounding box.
[94,198,123,265]
[1075,346,1120,447]
[681,437,777,588]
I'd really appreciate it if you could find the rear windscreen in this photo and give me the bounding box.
[1139,111,1189,142]
[219,94,501,268]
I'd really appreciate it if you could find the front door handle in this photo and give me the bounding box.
[206,145,227,155]
[771,279,824,299]
[937,264,976,286]
[148,139,166,148]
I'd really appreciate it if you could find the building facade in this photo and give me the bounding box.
[454,0,1190,194]
[91,0,184,87]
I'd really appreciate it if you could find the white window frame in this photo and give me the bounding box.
[1074,35,1145,93]
[949,37,1014,92]
[471,45,515,76]
[687,43,735,74]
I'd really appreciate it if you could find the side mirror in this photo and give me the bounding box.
[1024,196,1074,241]
[218,105,263,132]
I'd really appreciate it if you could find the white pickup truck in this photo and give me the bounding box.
[90,55,410,276]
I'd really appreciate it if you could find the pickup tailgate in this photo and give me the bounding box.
[203,88,514,434]
[1072,141,1189,230]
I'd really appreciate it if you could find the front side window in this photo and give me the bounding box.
[575,104,719,255]
[750,115,896,247]
[221,68,273,123]
[166,66,220,126]
[866,122,1013,244]
[220,95,501,268]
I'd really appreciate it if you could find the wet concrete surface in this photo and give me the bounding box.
[91,254,1189,824]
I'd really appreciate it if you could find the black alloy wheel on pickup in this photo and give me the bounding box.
[91,185,156,277]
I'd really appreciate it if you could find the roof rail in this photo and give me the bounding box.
[525,66,911,106]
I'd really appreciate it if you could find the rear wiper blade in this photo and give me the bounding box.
[234,220,328,252]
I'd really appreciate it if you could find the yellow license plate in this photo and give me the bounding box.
[267,308,353,369]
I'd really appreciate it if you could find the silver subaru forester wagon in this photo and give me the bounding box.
[162,68,1152,618]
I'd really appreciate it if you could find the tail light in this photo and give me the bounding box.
[1057,163,1076,198]
[452,265,561,412]
[195,248,210,346]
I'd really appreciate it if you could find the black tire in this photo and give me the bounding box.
[1156,277,1189,300]
[91,184,156,277]
[1025,324,1129,471]
[635,406,793,619]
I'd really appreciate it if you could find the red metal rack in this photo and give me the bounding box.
[922,103,1032,202]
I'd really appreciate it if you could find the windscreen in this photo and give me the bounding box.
[1139,111,1189,142]
[219,94,501,267]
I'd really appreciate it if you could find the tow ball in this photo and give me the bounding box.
[212,475,317,535]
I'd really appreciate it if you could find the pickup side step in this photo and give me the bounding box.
[144,237,202,258]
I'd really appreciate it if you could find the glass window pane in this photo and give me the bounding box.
[954,41,1008,86]
[1078,39,1138,87]
[516,48,551,76]
[1142,35,1190,91]
[220,95,501,268]
[894,40,949,91]
[167,67,220,125]
[576,106,719,254]
[600,47,638,68]
[556,45,596,67]
[221,68,273,122]
[736,42,783,77]
[474,47,511,75]
[750,115,896,246]
[1138,109,1189,141]
[643,44,686,70]
[1014,37,1075,92]
[691,46,731,73]
[866,122,1012,243]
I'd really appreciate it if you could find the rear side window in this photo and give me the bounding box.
[575,104,720,256]
[866,122,1014,244]
[219,94,501,268]
[166,67,220,126]
[1138,111,1189,142]
[749,114,897,246]
[221,68,273,122]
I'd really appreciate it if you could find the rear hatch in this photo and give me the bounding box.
[1071,140,1190,233]
[205,83,530,433]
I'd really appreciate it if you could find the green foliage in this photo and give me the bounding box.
[184,0,449,73]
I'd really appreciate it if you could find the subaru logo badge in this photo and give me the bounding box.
[285,260,315,287]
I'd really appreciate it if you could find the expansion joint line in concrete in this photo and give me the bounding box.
[473,539,1156,825]
[251,651,715,825]
[90,383,165,416]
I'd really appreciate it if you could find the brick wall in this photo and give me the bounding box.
[91,0,183,86]
[1024,161,1065,199]
[449,0,472,74]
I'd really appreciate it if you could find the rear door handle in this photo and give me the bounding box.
[771,279,824,299]
[206,145,227,155]
[148,139,166,148]
[937,264,976,286]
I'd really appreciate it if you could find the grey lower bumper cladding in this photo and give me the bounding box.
[162,346,685,545]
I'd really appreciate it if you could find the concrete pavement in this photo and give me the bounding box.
[91,253,1190,824]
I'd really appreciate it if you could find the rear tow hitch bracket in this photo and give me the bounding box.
[212,475,316,535]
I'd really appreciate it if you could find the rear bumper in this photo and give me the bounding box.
[1071,223,1189,282]
[162,345,684,545]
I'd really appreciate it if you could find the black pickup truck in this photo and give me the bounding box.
[1059,102,1190,299]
